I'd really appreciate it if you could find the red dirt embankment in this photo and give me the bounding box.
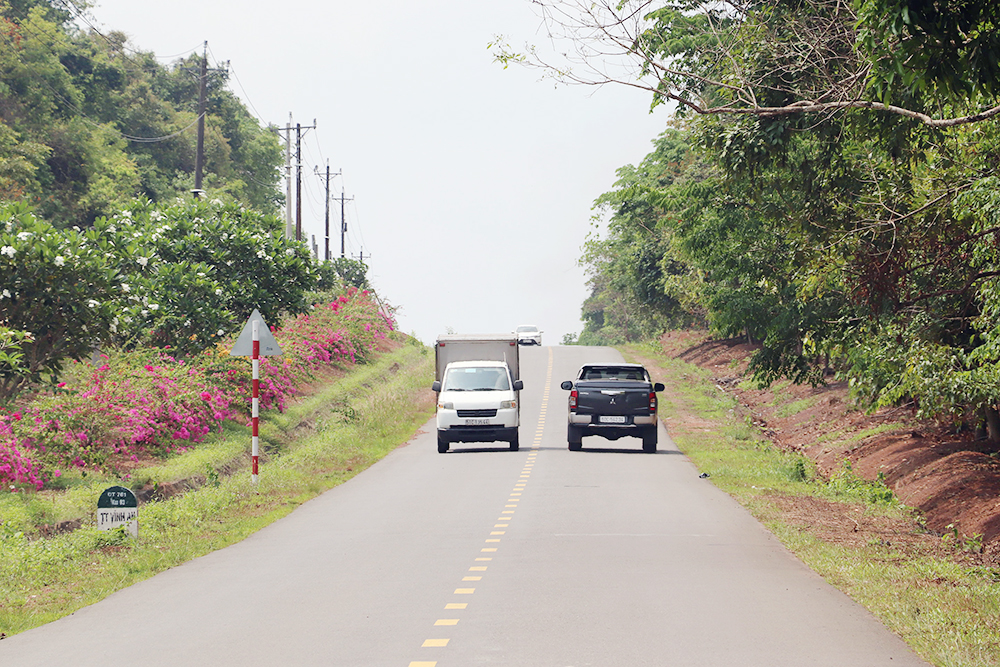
[658,331,1000,561]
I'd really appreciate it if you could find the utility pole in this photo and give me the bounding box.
[317,163,342,261]
[324,164,330,260]
[294,119,317,242]
[274,115,294,239]
[333,189,354,258]
[193,42,208,196]
[356,247,368,264]
[189,42,226,198]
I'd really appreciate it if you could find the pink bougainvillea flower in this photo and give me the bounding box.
[200,392,212,401]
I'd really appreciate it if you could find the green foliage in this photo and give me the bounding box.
[576,1,1000,428]
[579,128,709,344]
[326,257,368,289]
[826,461,899,506]
[857,0,1000,101]
[0,202,120,399]
[93,198,318,354]
[0,5,283,227]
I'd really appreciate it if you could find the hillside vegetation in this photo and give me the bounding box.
[0,0,282,227]
[542,1,1000,446]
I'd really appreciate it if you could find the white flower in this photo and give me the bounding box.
[1,289,10,298]
[54,256,65,267]
[121,283,130,292]
[215,288,223,296]
[87,299,99,308]
[106,225,117,234]
[184,320,191,327]
[149,303,159,311]
[256,250,266,259]
[120,210,132,219]
[197,272,205,278]
[17,231,32,240]
[217,329,225,336]
[211,199,223,206]
[141,309,148,316]
[286,248,295,257]
[137,257,149,267]
[1,246,15,258]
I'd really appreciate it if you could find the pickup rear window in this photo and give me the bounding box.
[580,367,646,381]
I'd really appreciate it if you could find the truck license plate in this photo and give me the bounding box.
[599,415,627,424]
[465,419,491,425]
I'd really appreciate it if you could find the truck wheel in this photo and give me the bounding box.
[568,425,582,451]
[437,435,449,454]
[642,427,657,453]
[509,433,519,451]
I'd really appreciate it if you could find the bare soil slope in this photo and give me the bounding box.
[654,331,1000,564]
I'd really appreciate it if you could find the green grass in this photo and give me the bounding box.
[773,395,821,419]
[623,344,1000,667]
[0,343,435,636]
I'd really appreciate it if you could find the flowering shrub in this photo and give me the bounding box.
[0,202,121,400]
[0,288,396,490]
[95,199,318,354]
[0,198,327,402]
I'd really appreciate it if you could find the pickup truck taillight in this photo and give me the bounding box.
[569,389,578,411]
[648,391,657,413]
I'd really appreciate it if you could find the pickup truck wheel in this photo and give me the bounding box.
[642,427,657,453]
[509,433,519,451]
[568,425,582,451]
[437,435,449,454]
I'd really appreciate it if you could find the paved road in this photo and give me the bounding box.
[0,345,930,666]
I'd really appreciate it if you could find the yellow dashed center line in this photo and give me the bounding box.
[422,639,449,647]
[410,347,555,666]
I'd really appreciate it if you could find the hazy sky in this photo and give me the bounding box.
[88,0,668,345]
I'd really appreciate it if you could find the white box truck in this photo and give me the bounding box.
[431,333,522,453]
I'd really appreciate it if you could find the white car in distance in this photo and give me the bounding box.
[515,324,542,346]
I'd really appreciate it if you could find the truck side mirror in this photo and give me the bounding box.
[513,379,524,391]
[653,382,665,392]
[431,380,441,392]
[560,380,573,390]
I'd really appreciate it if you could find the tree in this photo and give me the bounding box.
[493,0,1000,127]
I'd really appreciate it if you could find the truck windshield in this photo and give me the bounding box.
[443,367,510,391]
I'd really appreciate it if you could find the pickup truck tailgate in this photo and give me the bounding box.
[575,381,650,416]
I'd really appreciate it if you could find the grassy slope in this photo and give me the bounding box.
[0,341,436,636]
[623,342,1000,667]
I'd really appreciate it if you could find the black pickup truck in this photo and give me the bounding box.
[559,363,665,452]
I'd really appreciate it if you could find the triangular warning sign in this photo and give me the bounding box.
[229,309,283,356]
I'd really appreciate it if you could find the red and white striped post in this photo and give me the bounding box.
[251,319,260,483]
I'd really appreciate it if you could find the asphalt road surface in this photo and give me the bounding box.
[0,345,931,666]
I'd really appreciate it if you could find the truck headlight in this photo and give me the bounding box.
[439,401,454,410]
[501,400,516,409]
